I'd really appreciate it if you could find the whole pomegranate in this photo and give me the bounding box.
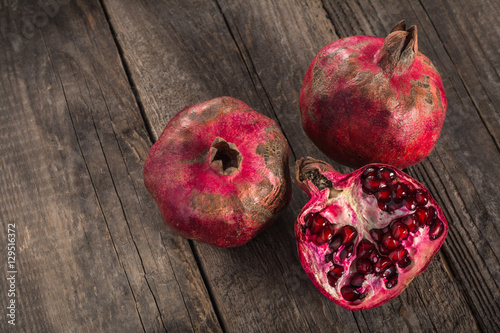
[300,20,447,169]
[295,157,448,310]
[144,97,291,247]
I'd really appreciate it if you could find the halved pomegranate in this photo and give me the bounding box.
[295,157,448,310]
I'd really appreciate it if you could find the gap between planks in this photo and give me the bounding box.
[98,0,228,331]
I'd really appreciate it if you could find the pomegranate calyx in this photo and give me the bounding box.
[209,137,243,176]
[378,19,418,75]
[296,157,342,197]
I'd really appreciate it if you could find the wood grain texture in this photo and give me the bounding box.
[0,1,220,332]
[1,0,498,332]
[104,0,497,332]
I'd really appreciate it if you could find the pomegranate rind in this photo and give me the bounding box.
[144,97,291,247]
[295,157,448,310]
[300,24,447,169]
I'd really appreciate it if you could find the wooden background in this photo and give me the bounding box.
[1,0,499,332]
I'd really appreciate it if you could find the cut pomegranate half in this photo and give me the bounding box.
[295,157,448,310]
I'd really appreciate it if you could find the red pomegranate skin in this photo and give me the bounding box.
[144,97,291,247]
[295,157,448,310]
[300,21,447,169]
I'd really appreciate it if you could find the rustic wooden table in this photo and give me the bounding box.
[1,0,499,332]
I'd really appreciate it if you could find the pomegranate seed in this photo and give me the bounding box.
[379,244,391,255]
[330,264,345,278]
[375,257,392,272]
[356,240,375,258]
[415,207,429,226]
[327,266,344,287]
[429,219,444,240]
[393,183,409,203]
[404,196,417,211]
[382,234,400,250]
[388,246,407,263]
[309,214,327,234]
[385,273,398,289]
[329,234,343,252]
[379,244,390,255]
[398,256,412,268]
[380,264,397,278]
[315,228,333,245]
[414,189,429,206]
[327,273,338,287]
[427,207,438,225]
[391,222,409,240]
[402,214,418,232]
[325,253,333,262]
[378,167,396,182]
[369,250,380,263]
[375,187,393,202]
[378,180,389,189]
[341,286,360,301]
[339,242,354,261]
[350,273,365,288]
[362,167,378,179]
[362,175,381,193]
[370,229,384,243]
[378,201,389,211]
[356,258,373,274]
[304,213,313,229]
[342,226,357,243]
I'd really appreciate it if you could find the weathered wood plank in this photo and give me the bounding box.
[0,1,221,332]
[104,0,494,332]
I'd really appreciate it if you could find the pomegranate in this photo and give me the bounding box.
[300,20,447,169]
[144,97,291,247]
[295,157,448,310]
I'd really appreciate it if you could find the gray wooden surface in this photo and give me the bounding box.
[0,0,498,332]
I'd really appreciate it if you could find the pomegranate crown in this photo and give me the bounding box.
[378,20,418,75]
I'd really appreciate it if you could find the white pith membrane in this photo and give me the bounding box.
[298,169,445,309]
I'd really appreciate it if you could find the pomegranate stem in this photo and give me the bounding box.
[377,19,418,75]
[295,157,341,195]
